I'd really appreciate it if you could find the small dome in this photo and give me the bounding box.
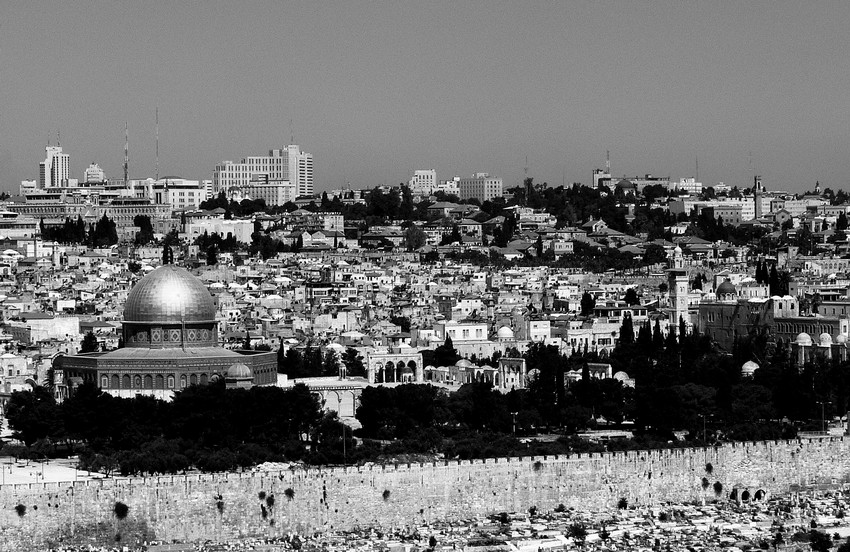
[795,332,813,347]
[820,333,833,346]
[673,245,683,256]
[741,360,759,377]
[455,358,474,368]
[837,334,848,344]
[496,326,515,339]
[613,371,631,382]
[716,279,737,299]
[226,363,253,379]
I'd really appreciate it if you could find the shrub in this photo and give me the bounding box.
[265,494,275,508]
[705,462,713,474]
[214,494,224,513]
[713,481,723,495]
[528,506,538,517]
[533,461,543,471]
[258,491,266,500]
[14,504,25,517]
[554,503,566,513]
[113,501,129,520]
[382,489,391,501]
[701,477,710,490]
[617,497,628,510]
[285,488,295,501]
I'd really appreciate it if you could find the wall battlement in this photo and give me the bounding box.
[0,438,848,551]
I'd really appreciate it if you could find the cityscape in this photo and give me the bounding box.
[4,2,850,552]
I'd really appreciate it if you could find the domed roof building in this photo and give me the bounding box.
[716,279,737,302]
[61,265,277,399]
[741,360,759,378]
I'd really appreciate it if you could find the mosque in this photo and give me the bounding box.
[60,264,277,399]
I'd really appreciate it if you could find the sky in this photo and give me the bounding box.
[2,1,850,194]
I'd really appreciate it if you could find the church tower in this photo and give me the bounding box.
[667,245,689,332]
[753,175,764,220]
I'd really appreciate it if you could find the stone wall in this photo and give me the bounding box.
[1,438,850,550]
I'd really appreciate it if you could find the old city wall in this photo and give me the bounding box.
[1,438,850,550]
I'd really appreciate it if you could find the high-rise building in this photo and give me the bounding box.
[409,169,437,195]
[457,173,503,202]
[39,146,69,189]
[213,145,313,202]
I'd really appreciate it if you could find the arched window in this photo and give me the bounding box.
[180,375,187,388]
[155,375,164,389]
[167,375,175,389]
[143,375,153,389]
[134,375,142,388]
[199,373,208,385]
[100,375,108,388]
[190,374,197,386]
[112,375,120,389]
[123,374,131,389]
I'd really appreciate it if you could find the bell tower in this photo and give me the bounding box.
[668,246,689,332]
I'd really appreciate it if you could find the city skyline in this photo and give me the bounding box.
[3,1,850,194]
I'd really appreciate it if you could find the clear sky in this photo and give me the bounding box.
[2,1,850,194]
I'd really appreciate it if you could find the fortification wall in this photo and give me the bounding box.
[0,438,849,551]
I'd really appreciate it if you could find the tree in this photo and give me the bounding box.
[134,215,155,245]
[206,245,218,266]
[642,244,667,265]
[580,292,596,316]
[434,336,459,367]
[5,387,63,447]
[838,213,848,231]
[404,224,427,251]
[342,347,366,378]
[80,332,99,353]
[619,313,635,345]
[624,288,640,306]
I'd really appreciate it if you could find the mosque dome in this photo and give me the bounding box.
[741,360,759,377]
[124,265,216,323]
[455,358,474,368]
[496,326,515,339]
[795,332,813,347]
[820,333,833,347]
[837,334,848,344]
[716,280,737,299]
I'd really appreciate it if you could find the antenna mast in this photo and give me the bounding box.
[124,122,129,186]
[695,155,699,181]
[155,107,159,181]
[606,150,610,173]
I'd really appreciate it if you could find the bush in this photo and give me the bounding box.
[113,501,129,520]
[617,497,628,510]
[285,488,295,501]
[14,504,25,517]
[713,481,723,495]
[382,489,390,501]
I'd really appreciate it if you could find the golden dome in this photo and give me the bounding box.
[124,265,216,324]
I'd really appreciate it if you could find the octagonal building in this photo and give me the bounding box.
[61,265,277,399]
